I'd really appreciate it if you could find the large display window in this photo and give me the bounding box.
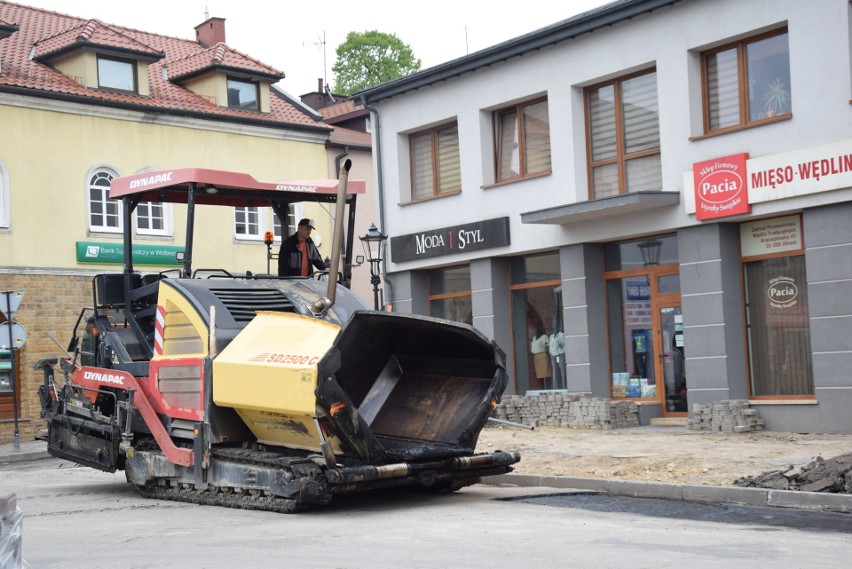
[428,265,472,325]
[604,235,685,414]
[509,252,562,393]
[743,255,813,397]
[739,216,813,398]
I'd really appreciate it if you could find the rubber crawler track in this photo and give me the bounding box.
[131,445,320,513]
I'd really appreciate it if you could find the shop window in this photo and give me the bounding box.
[586,70,661,199]
[428,265,472,324]
[495,98,551,183]
[87,166,122,234]
[604,235,682,408]
[97,55,137,92]
[510,252,563,393]
[604,234,678,272]
[227,77,259,110]
[0,158,9,229]
[409,122,461,201]
[743,255,813,397]
[607,276,656,399]
[702,29,791,133]
[0,350,20,420]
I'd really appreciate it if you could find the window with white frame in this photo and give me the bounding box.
[272,204,301,240]
[0,159,9,229]
[234,206,263,240]
[87,167,122,233]
[136,200,173,236]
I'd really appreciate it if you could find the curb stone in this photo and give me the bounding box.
[485,473,852,514]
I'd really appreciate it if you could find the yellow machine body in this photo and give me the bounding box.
[213,312,342,452]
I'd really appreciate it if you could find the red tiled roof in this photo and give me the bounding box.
[167,42,282,82]
[0,1,324,130]
[32,18,163,60]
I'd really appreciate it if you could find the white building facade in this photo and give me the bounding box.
[359,0,852,432]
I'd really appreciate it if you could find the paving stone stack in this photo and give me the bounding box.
[493,393,639,430]
[688,399,764,432]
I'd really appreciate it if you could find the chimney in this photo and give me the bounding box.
[195,17,226,48]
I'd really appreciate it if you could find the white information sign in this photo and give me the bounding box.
[739,215,802,257]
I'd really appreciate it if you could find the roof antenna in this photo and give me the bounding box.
[204,5,209,20]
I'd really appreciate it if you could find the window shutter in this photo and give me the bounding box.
[436,125,461,193]
[706,48,739,130]
[589,85,617,162]
[523,100,551,175]
[622,73,660,155]
[410,132,434,199]
[498,111,520,180]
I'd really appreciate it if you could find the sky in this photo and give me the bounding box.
[11,0,611,96]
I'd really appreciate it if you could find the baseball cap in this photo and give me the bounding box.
[298,218,316,229]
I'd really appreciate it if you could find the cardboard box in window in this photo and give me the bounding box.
[626,377,642,398]
[641,378,656,398]
[611,373,629,398]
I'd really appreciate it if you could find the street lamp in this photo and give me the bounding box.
[637,238,662,267]
[359,223,388,310]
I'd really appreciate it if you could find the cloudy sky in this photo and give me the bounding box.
[13,0,611,96]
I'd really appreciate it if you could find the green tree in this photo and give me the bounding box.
[332,30,421,96]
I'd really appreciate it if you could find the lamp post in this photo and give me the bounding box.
[359,223,388,310]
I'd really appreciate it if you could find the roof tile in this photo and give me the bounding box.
[0,1,320,129]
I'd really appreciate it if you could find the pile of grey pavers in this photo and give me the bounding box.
[493,393,639,430]
[0,489,23,569]
[687,399,765,432]
[734,453,852,493]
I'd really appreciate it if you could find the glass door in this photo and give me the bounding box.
[656,304,687,415]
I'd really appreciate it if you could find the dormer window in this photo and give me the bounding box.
[97,55,137,92]
[227,77,258,110]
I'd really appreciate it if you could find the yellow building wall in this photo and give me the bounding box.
[51,51,151,96]
[52,52,97,88]
[0,104,331,276]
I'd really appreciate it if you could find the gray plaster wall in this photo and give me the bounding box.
[470,258,513,390]
[387,271,427,315]
[561,244,608,397]
[678,224,748,409]
[756,203,852,433]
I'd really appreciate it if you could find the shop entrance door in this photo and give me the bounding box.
[655,304,687,415]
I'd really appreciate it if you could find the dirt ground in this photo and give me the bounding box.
[477,425,852,486]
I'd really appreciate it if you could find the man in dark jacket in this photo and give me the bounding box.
[278,218,327,277]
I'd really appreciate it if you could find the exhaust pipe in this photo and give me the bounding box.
[312,159,351,314]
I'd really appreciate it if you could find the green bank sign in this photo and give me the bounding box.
[76,242,183,266]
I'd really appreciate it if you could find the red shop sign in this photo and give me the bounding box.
[693,153,751,221]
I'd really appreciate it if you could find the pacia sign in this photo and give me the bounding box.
[693,153,751,221]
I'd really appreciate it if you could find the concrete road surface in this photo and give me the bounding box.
[4,458,851,569]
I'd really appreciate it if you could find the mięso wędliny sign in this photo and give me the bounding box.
[390,217,510,263]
